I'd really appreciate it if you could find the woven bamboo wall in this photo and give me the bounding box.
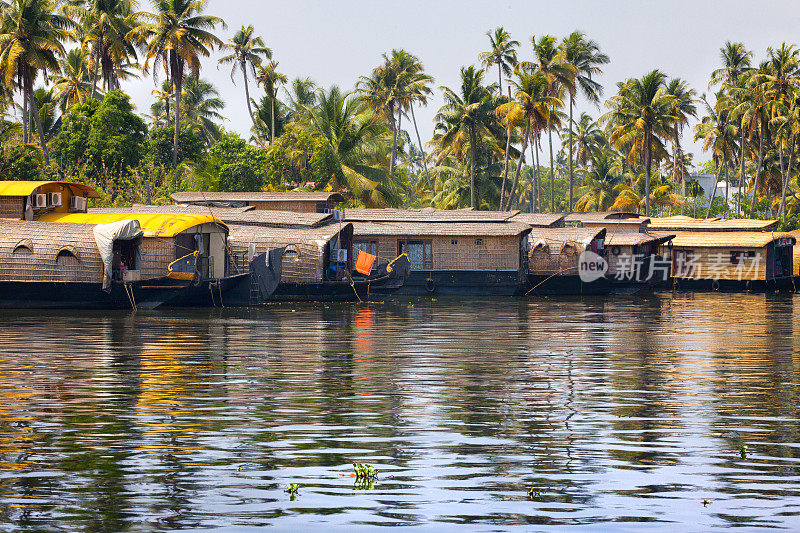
[356,234,520,271]
[606,245,636,277]
[670,246,768,281]
[0,197,23,219]
[0,221,103,282]
[140,238,175,279]
[227,230,325,283]
[249,201,318,213]
[529,249,580,275]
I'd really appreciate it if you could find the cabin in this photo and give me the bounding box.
[603,232,675,285]
[350,221,532,295]
[38,212,229,281]
[509,213,567,228]
[0,180,100,219]
[526,227,609,294]
[170,191,345,213]
[658,231,795,290]
[647,215,779,233]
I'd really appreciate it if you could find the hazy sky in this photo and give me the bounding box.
[122,0,800,167]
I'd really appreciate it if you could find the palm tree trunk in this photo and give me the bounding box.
[243,61,256,126]
[506,121,530,210]
[547,118,555,212]
[705,162,723,218]
[724,163,730,213]
[497,61,502,95]
[749,117,766,218]
[779,136,795,222]
[270,93,276,143]
[534,136,541,211]
[645,127,652,217]
[389,103,398,178]
[500,87,512,210]
[738,123,746,216]
[173,75,182,166]
[409,103,427,174]
[568,98,574,211]
[90,40,101,99]
[469,124,477,209]
[528,138,536,210]
[22,90,28,144]
[26,76,49,166]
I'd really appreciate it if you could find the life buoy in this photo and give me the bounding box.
[611,245,622,256]
[711,279,720,291]
[425,277,436,293]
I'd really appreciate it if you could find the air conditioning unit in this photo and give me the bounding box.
[33,194,47,208]
[47,192,62,207]
[69,195,87,212]
[331,248,348,263]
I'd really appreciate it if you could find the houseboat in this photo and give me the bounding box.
[604,232,675,289]
[647,215,779,232]
[171,191,345,213]
[510,212,567,228]
[0,218,201,309]
[658,231,795,291]
[526,227,611,295]
[350,221,532,295]
[36,212,266,306]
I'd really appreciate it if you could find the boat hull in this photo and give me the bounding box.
[526,274,613,296]
[391,270,523,296]
[668,277,797,292]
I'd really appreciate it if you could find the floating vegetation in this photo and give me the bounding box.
[352,463,378,489]
[528,487,541,500]
[703,499,712,507]
[286,483,300,500]
[740,445,748,459]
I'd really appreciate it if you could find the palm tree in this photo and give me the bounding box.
[50,48,96,110]
[559,31,609,210]
[393,50,433,174]
[710,41,753,89]
[478,26,518,95]
[178,75,224,144]
[665,78,698,185]
[301,86,398,207]
[0,0,71,164]
[561,112,605,167]
[433,66,496,208]
[285,76,316,120]
[574,153,621,211]
[30,86,58,142]
[497,68,558,210]
[68,0,141,94]
[132,0,224,165]
[604,70,676,216]
[255,59,286,144]
[696,92,737,217]
[218,25,271,128]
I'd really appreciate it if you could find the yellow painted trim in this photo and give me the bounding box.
[0,181,101,198]
[38,212,227,237]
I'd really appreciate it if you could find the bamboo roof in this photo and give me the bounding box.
[171,191,345,203]
[0,218,97,244]
[657,231,795,248]
[509,213,567,227]
[0,180,101,198]
[647,215,779,232]
[90,205,331,228]
[228,222,351,245]
[39,212,227,237]
[528,227,606,244]
[563,211,641,223]
[344,207,519,223]
[604,232,675,247]
[351,221,532,237]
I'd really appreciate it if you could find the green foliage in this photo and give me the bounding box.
[209,133,269,191]
[0,144,42,180]
[264,124,333,187]
[147,125,205,168]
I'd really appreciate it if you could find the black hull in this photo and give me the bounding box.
[526,274,613,296]
[392,270,523,296]
[668,277,796,292]
[0,278,190,310]
[159,273,256,307]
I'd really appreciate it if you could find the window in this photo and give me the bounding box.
[398,240,432,270]
[475,238,483,246]
[673,249,694,275]
[354,240,377,256]
[12,244,33,256]
[451,239,458,245]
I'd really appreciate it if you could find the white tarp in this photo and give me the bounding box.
[93,219,143,289]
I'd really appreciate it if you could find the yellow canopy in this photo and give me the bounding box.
[0,181,101,198]
[39,212,227,237]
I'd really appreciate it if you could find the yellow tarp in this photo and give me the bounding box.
[39,212,227,237]
[0,181,101,198]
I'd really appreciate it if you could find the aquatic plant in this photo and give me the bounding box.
[353,462,378,481]
[740,445,748,459]
[285,483,300,500]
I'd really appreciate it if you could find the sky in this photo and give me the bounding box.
[121,0,800,168]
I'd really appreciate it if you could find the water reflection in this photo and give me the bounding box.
[0,294,799,530]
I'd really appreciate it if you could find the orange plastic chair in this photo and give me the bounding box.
[355,251,376,275]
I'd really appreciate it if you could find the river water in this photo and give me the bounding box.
[0,293,799,531]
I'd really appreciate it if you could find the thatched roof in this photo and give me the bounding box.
[91,205,331,228]
[228,222,351,246]
[658,231,795,248]
[171,191,345,204]
[0,180,101,198]
[647,215,779,232]
[351,221,532,237]
[344,207,518,223]
[528,227,606,245]
[563,211,641,223]
[605,232,675,247]
[509,213,567,227]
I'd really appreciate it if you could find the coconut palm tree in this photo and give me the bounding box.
[433,66,496,209]
[218,25,270,128]
[559,31,609,210]
[561,112,605,168]
[0,0,71,164]
[478,26,518,95]
[50,48,96,110]
[255,59,286,144]
[665,78,698,185]
[132,0,224,165]
[284,76,316,120]
[603,70,676,216]
[710,41,753,89]
[695,91,737,216]
[177,75,223,144]
[29,86,59,142]
[574,153,621,211]
[393,50,433,173]
[301,86,398,207]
